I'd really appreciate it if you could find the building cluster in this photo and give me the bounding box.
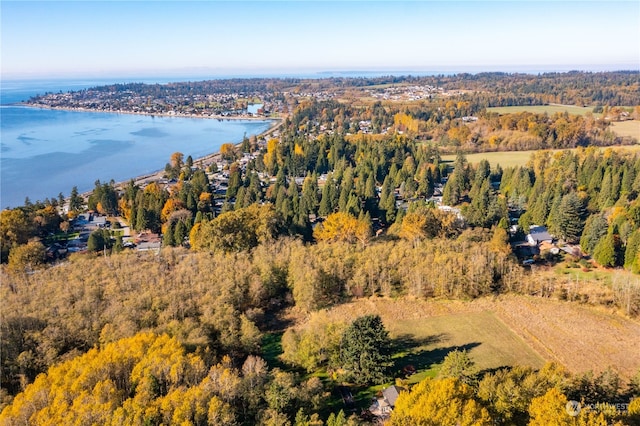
[27,88,282,118]
[367,84,442,101]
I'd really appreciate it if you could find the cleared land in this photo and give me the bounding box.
[487,104,598,116]
[442,145,640,168]
[322,295,640,379]
[442,150,540,168]
[611,120,640,140]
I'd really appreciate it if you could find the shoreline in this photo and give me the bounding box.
[19,102,277,122]
[79,116,283,198]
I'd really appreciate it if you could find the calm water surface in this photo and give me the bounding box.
[0,79,273,208]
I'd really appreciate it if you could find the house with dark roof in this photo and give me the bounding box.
[369,385,404,418]
[526,225,553,246]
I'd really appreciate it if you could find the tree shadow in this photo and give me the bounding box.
[392,340,482,374]
[392,332,450,350]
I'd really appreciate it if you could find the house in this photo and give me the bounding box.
[135,232,161,252]
[369,385,404,418]
[526,225,553,246]
[137,241,161,252]
[381,385,402,408]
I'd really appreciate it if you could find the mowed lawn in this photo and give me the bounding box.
[387,311,545,383]
[487,104,597,116]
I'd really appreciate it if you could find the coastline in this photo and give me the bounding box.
[79,115,283,198]
[2,100,283,208]
[19,102,277,122]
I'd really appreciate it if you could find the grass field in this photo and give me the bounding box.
[487,104,597,116]
[321,296,640,379]
[442,144,640,168]
[442,150,540,168]
[611,120,640,140]
[389,310,545,384]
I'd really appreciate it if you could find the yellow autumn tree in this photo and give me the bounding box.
[0,332,220,425]
[390,377,492,426]
[313,212,371,246]
[527,387,574,426]
[220,143,237,161]
[263,138,280,174]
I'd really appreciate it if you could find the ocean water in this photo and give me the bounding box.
[0,79,273,208]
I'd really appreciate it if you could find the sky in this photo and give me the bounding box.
[1,1,639,79]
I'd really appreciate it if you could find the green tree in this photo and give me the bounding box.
[319,177,337,216]
[593,233,621,267]
[339,315,391,385]
[163,221,175,246]
[439,349,477,385]
[580,214,609,255]
[555,192,586,243]
[625,229,640,270]
[442,153,470,206]
[87,229,111,253]
[300,174,319,217]
[173,220,188,246]
[69,186,84,212]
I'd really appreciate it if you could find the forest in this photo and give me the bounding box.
[2,71,640,424]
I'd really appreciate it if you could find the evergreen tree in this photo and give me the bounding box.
[87,229,110,253]
[625,229,640,269]
[593,233,621,267]
[444,153,471,205]
[174,220,188,245]
[69,186,83,212]
[580,214,609,255]
[598,169,614,208]
[319,180,335,217]
[235,186,247,210]
[340,315,391,385]
[226,166,242,200]
[163,222,175,246]
[418,167,435,199]
[555,192,586,243]
[135,204,147,231]
[301,174,319,217]
[545,193,563,237]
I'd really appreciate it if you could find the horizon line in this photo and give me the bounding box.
[3,63,639,81]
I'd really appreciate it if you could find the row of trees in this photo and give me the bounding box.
[0,225,596,403]
[0,332,343,426]
[493,149,640,275]
[3,330,639,425]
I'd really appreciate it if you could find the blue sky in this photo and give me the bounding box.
[1,1,639,78]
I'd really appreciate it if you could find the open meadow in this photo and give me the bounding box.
[320,295,640,380]
[611,120,640,140]
[486,104,598,116]
[442,144,640,168]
